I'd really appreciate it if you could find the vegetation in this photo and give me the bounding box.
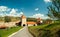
[28,21,60,37]
[47,0,60,20]
[27,18,37,22]
[0,17,4,22]
[0,26,22,37]
[0,16,20,22]
[0,17,37,22]
[4,16,11,22]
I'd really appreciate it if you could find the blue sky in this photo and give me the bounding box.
[0,0,51,19]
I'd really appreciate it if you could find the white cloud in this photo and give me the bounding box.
[35,8,39,11]
[0,6,22,17]
[0,6,10,12]
[44,0,51,3]
[29,13,50,19]
[17,12,23,17]
[20,11,23,15]
[8,10,24,17]
[10,8,16,14]
[13,12,24,17]
[8,8,19,17]
[0,6,11,17]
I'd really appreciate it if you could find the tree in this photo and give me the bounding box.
[47,0,60,20]
[4,16,11,22]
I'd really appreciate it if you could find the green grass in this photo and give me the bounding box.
[28,22,60,37]
[28,24,49,37]
[29,24,48,29]
[0,26,22,37]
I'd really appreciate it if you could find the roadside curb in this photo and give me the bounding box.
[8,27,24,37]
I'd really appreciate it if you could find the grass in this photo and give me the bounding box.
[0,26,22,37]
[28,22,60,37]
[28,24,49,37]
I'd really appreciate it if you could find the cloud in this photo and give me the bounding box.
[9,9,24,17]
[44,0,51,3]
[0,6,23,17]
[20,11,23,15]
[0,6,11,12]
[35,8,39,11]
[10,8,17,14]
[0,6,11,17]
[13,12,24,17]
[8,8,20,17]
[29,13,50,19]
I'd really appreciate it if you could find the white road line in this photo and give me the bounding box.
[8,27,24,37]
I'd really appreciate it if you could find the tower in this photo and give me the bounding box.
[37,18,43,25]
[21,15,27,26]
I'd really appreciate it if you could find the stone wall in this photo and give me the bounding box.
[0,22,18,28]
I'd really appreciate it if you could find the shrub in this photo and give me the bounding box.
[4,16,11,22]
[56,29,60,37]
[38,29,51,37]
[15,22,21,26]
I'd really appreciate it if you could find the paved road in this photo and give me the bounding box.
[11,26,33,37]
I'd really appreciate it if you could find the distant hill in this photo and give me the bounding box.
[27,18,37,22]
[0,16,20,22]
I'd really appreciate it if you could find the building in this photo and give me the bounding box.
[37,18,43,25]
[21,15,37,26]
[45,19,54,24]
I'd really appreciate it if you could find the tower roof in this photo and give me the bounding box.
[21,15,26,19]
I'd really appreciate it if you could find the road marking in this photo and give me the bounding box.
[8,27,24,37]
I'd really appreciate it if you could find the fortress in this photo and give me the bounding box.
[20,14,43,26]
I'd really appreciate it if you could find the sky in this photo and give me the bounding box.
[0,0,52,19]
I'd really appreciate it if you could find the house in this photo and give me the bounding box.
[27,22,37,26]
[45,19,54,24]
[37,18,43,25]
[37,18,43,23]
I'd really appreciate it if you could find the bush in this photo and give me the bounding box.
[56,29,60,37]
[4,16,11,22]
[15,22,21,26]
[38,29,51,37]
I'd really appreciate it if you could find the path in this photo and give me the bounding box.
[11,26,33,37]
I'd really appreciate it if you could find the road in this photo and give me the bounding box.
[11,26,33,37]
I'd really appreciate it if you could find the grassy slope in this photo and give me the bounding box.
[28,24,48,37]
[28,22,60,37]
[0,26,22,37]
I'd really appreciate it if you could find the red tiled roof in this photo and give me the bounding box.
[27,22,36,25]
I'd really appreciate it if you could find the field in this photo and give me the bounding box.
[0,26,22,37]
[28,21,60,37]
